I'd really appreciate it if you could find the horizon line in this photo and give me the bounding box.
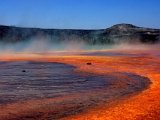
[0,23,159,30]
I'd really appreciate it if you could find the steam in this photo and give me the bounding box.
[0,35,159,57]
[0,36,88,55]
[112,42,160,50]
[0,38,159,54]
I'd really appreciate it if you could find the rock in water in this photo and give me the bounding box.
[22,70,26,72]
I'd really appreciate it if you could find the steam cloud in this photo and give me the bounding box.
[0,34,159,56]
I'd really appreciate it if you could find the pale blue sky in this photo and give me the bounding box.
[0,0,160,29]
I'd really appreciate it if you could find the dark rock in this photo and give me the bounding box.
[86,63,92,65]
[22,70,26,72]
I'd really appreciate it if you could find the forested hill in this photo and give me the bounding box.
[0,24,160,44]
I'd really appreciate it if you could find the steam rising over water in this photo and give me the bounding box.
[0,37,159,55]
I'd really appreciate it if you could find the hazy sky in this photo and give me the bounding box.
[0,0,160,29]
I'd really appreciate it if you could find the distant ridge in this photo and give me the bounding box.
[110,24,138,29]
[0,23,160,44]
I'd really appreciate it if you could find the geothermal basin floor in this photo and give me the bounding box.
[0,50,159,120]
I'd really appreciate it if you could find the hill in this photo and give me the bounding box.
[0,24,160,44]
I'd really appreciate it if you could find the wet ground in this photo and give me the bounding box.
[0,59,151,120]
[0,61,108,104]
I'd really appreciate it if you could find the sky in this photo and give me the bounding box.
[0,0,160,29]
